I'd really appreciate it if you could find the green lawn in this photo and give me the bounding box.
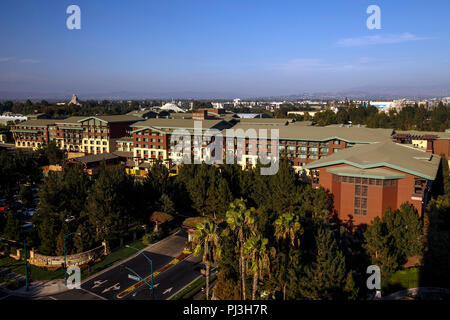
[0,239,146,282]
[80,240,146,280]
[0,256,65,281]
[382,267,420,295]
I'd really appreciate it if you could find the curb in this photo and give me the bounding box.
[167,275,203,300]
[0,280,70,298]
[81,228,182,285]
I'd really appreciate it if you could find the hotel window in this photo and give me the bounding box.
[414,178,426,194]
[300,155,307,159]
[334,140,340,145]
[354,183,368,216]
[333,148,340,152]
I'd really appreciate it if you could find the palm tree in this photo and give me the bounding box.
[273,212,302,300]
[192,219,221,300]
[245,234,270,300]
[226,198,256,300]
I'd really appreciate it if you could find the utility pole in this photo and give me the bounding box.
[24,241,29,291]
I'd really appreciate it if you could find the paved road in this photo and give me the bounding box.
[81,229,190,300]
[127,252,203,300]
[0,289,104,300]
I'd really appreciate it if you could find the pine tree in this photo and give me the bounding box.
[344,271,359,300]
[299,227,347,300]
[158,194,176,215]
[3,211,22,241]
[86,167,136,243]
[364,216,398,276]
[55,230,65,256]
[73,222,94,253]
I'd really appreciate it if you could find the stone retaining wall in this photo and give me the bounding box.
[0,238,110,269]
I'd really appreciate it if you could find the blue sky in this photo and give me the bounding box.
[1,0,450,97]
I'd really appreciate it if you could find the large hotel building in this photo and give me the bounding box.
[9,110,448,225]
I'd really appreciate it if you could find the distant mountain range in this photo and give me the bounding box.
[1,85,449,101]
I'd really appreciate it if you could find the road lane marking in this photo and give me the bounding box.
[80,288,108,300]
[163,287,173,295]
[102,283,120,294]
[92,280,108,289]
[116,250,192,299]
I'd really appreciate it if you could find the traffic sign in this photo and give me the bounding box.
[128,274,140,281]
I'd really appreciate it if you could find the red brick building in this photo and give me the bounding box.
[11,119,57,150]
[392,130,450,159]
[306,141,441,225]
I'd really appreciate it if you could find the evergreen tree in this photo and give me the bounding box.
[19,185,34,208]
[86,167,136,244]
[3,211,22,241]
[364,216,398,276]
[34,172,66,255]
[344,271,359,300]
[158,194,176,215]
[299,227,347,300]
[73,222,95,253]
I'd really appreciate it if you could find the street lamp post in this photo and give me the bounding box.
[125,245,155,299]
[64,232,81,286]
[23,241,29,291]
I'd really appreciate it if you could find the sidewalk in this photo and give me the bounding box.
[0,279,68,298]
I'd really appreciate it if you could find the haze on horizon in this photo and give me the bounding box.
[1,0,450,99]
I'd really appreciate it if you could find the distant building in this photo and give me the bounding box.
[126,109,157,119]
[160,102,186,113]
[69,94,81,106]
[0,113,27,125]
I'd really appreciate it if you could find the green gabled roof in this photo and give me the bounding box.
[395,130,450,139]
[326,167,405,180]
[14,119,56,127]
[78,115,143,124]
[55,116,86,125]
[131,126,167,135]
[224,123,393,143]
[305,141,441,180]
[130,118,230,131]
